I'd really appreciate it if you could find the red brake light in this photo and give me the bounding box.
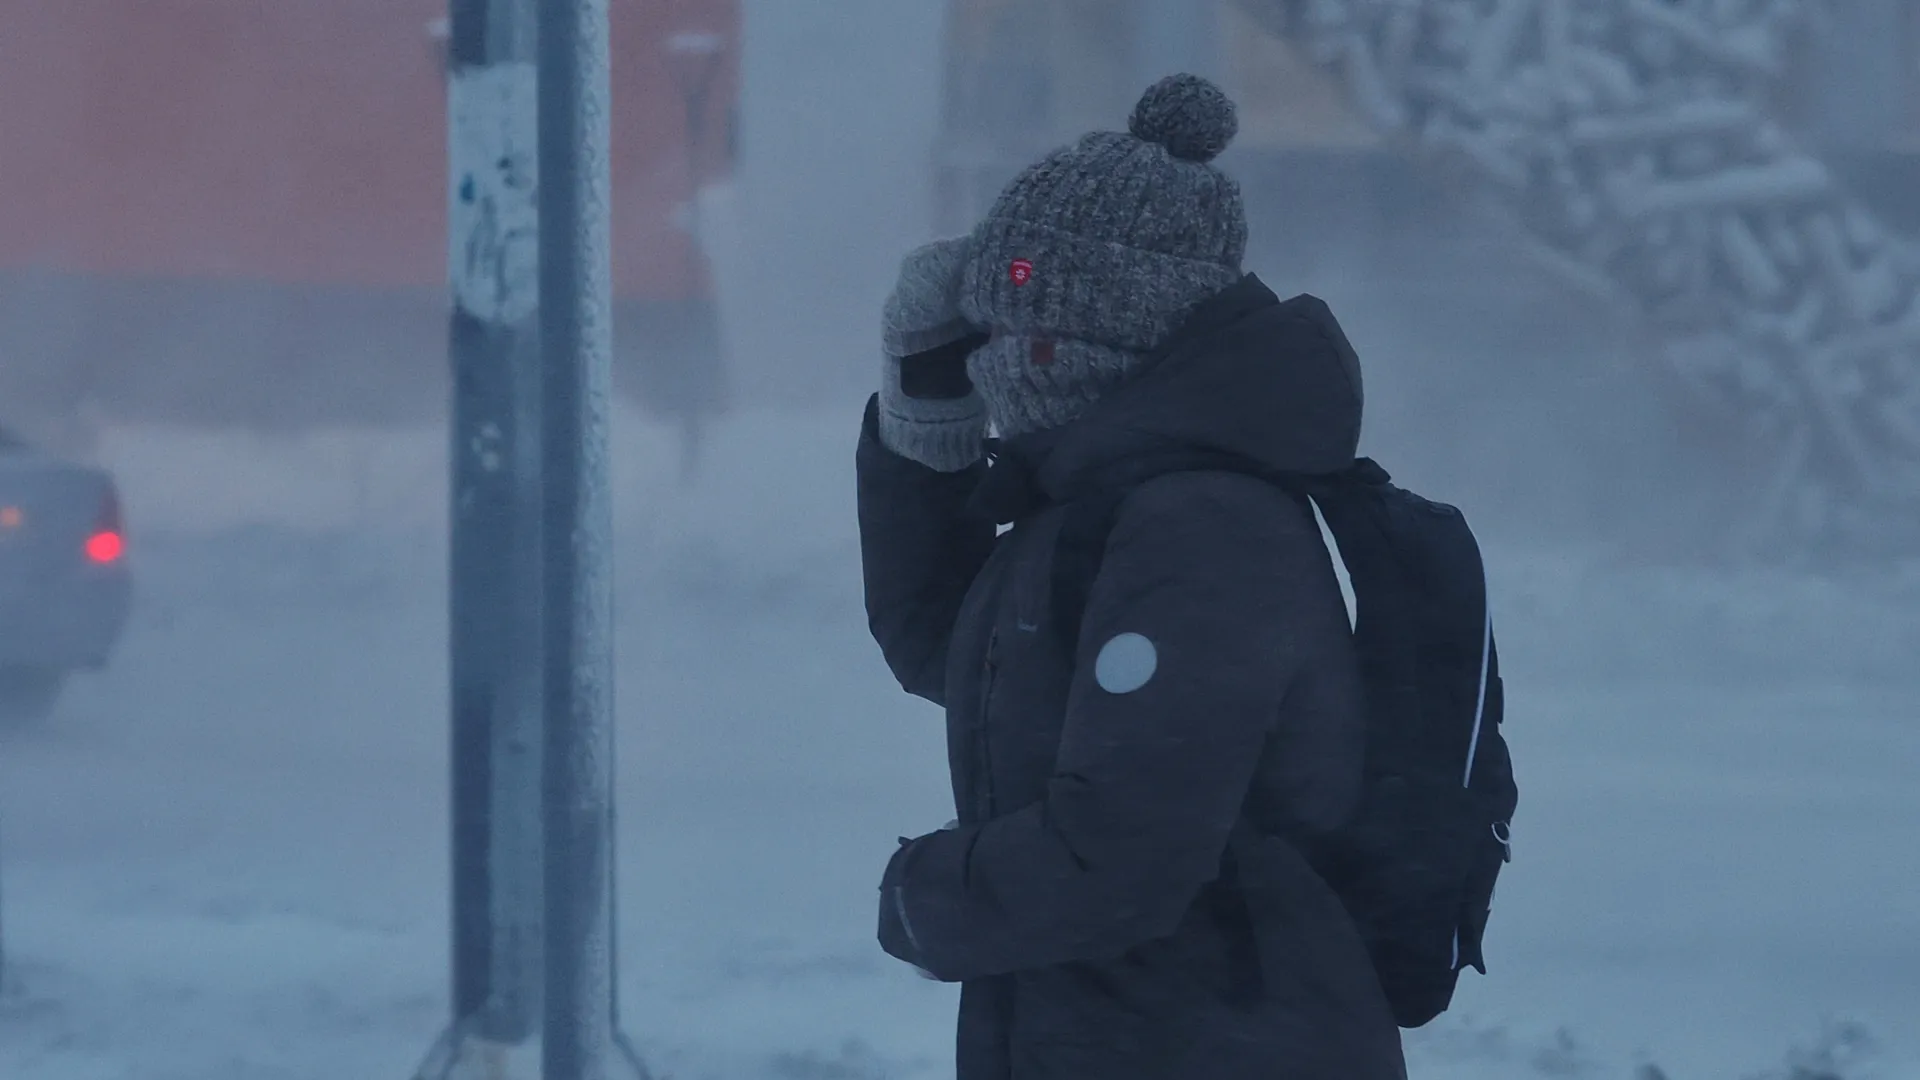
[86,530,125,564]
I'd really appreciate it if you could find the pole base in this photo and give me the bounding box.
[410,1022,526,1080]
[612,1031,656,1080]
[410,1020,655,1080]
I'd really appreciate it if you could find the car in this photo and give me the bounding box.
[0,426,132,722]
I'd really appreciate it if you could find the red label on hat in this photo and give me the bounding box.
[1009,258,1033,286]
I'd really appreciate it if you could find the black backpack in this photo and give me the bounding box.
[1049,455,1517,1029]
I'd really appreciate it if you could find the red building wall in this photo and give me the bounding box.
[0,0,740,436]
[0,0,738,300]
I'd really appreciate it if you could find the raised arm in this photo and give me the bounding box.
[856,238,996,705]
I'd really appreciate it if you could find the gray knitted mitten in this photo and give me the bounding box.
[879,238,989,473]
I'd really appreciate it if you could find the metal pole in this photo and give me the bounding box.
[1,817,8,989]
[415,0,544,1075]
[538,2,642,1079]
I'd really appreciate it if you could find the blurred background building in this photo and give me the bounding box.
[0,0,739,452]
[1,0,1916,556]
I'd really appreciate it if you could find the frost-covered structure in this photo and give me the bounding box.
[1240,0,1920,554]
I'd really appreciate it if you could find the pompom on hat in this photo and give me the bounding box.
[1128,71,1240,163]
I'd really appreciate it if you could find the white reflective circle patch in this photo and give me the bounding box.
[1094,632,1158,694]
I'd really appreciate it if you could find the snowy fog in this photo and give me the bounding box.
[3,3,1918,1079]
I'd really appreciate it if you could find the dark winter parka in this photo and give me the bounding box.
[856,275,1409,1080]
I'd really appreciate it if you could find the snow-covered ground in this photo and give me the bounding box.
[1,406,1916,1080]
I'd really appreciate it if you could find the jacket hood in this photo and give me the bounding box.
[1013,274,1365,501]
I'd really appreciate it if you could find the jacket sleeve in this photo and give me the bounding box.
[856,394,997,706]
[877,471,1358,981]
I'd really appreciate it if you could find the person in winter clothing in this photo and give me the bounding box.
[856,74,1408,1080]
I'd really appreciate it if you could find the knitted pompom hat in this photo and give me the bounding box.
[958,73,1249,436]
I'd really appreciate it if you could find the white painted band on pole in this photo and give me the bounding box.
[449,62,541,325]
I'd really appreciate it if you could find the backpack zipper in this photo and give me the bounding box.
[1455,601,1499,972]
[1461,606,1494,788]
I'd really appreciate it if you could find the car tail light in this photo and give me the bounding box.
[86,487,125,564]
[86,530,124,563]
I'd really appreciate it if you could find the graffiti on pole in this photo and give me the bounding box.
[450,62,541,325]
